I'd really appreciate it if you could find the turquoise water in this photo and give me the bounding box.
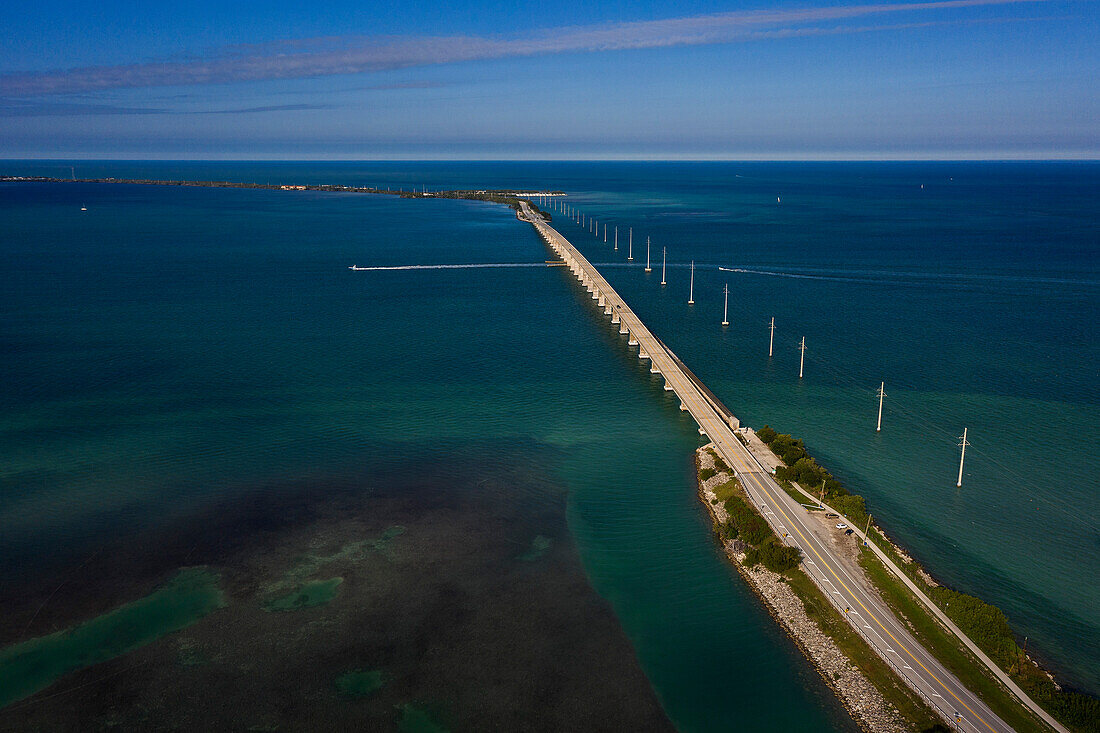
[1,161,1097,723]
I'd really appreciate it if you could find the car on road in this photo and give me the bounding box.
[825,513,838,518]
[836,523,848,529]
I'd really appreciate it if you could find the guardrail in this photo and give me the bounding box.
[731,471,968,731]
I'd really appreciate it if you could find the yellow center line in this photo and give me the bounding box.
[756,474,994,733]
[540,208,995,731]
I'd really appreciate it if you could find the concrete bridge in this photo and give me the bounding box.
[518,201,1058,733]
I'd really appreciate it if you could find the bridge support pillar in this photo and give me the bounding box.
[611,313,620,324]
[650,364,660,374]
[680,401,687,410]
[619,323,629,335]
[628,335,639,346]
[604,304,612,316]
[638,350,649,360]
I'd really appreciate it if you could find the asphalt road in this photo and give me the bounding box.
[519,202,1025,733]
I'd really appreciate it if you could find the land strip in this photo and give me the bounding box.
[696,446,933,733]
[0,176,562,213]
[518,199,1026,733]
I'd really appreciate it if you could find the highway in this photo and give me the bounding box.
[518,201,1039,733]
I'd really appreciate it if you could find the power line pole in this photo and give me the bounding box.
[956,428,969,487]
[722,284,729,326]
[614,226,618,251]
[645,237,652,272]
[769,317,775,357]
[876,382,887,432]
[603,223,607,243]
[628,228,633,261]
[688,261,695,305]
[799,337,806,379]
[661,247,667,285]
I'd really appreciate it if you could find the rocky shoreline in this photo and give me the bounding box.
[695,445,912,733]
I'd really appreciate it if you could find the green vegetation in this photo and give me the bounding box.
[698,455,940,731]
[1,177,567,223]
[0,567,225,709]
[783,568,943,731]
[713,478,740,503]
[926,584,1100,732]
[757,425,867,527]
[754,426,1100,731]
[744,538,802,573]
[707,448,730,473]
[335,669,387,698]
[698,466,718,482]
[860,553,1049,733]
[722,495,774,547]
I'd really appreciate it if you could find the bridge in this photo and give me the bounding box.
[518,201,1056,733]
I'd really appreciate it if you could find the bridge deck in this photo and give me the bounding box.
[518,201,1040,733]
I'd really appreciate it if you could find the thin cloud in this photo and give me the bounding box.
[0,100,331,117]
[0,0,1049,96]
[0,101,165,117]
[198,103,331,114]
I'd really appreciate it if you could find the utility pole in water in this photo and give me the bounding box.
[614,226,618,251]
[661,247,667,286]
[628,228,633,261]
[722,284,729,326]
[876,382,887,432]
[645,237,652,272]
[957,428,969,487]
[688,261,695,305]
[769,317,775,357]
[799,337,806,379]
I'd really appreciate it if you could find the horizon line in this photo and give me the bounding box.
[2,156,1097,163]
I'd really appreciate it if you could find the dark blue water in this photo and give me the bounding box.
[1,161,1097,718]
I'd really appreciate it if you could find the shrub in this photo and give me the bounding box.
[929,587,1016,669]
[724,496,773,546]
[699,467,717,482]
[744,538,802,573]
[713,479,740,503]
[832,494,867,527]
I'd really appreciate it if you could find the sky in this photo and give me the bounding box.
[1,0,1097,159]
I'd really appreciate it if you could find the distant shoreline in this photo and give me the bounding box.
[0,175,564,201]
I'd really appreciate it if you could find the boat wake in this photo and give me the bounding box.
[717,266,1099,288]
[349,263,545,271]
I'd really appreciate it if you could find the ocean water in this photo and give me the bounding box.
[1,160,1097,724]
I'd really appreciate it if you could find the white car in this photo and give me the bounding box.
[836,523,848,529]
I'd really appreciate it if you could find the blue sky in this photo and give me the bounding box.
[1,0,1097,159]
